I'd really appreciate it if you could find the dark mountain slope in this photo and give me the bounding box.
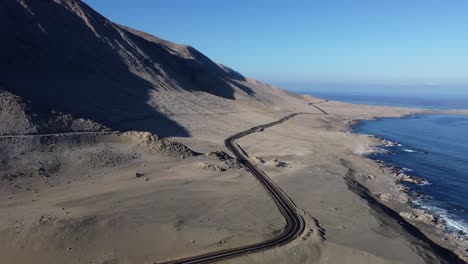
[0,0,308,137]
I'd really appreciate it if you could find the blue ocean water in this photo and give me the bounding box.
[308,92,468,109]
[354,115,468,235]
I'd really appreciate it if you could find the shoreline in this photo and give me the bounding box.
[232,99,468,263]
[2,96,468,263]
[348,114,468,262]
[300,92,468,115]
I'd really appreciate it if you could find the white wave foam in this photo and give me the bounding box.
[420,180,432,186]
[377,148,390,154]
[383,140,400,147]
[413,200,468,236]
[403,149,417,153]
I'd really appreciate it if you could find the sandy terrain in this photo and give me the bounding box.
[1,0,467,263]
[232,102,467,263]
[1,100,467,264]
[0,132,285,263]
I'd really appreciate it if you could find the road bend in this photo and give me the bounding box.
[0,112,322,264]
[161,113,306,264]
[308,102,328,115]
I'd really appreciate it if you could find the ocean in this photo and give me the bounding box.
[303,91,468,236]
[354,115,468,236]
[309,91,468,109]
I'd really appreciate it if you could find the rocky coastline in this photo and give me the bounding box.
[349,119,468,262]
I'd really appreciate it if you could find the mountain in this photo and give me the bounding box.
[0,0,312,137]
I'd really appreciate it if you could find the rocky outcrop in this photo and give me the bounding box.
[0,89,36,135]
[0,89,107,135]
[121,131,197,159]
[268,158,288,168]
[398,174,429,185]
[205,151,242,169]
[206,151,233,161]
[197,162,226,172]
[375,192,393,202]
[399,210,437,225]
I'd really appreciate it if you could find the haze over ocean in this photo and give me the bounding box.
[298,85,468,237]
[300,89,468,110]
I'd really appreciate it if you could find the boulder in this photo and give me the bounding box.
[416,213,436,224]
[205,151,242,169]
[399,211,417,220]
[268,158,287,168]
[197,162,226,172]
[375,192,393,202]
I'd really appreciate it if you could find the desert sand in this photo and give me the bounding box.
[1,0,467,263]
[1,100,467,264]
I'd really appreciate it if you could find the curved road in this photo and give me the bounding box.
[0,103,328,264]
[161,113,307,264]
[307,102,328,115]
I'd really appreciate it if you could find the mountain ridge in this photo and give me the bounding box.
[0,0,313,137]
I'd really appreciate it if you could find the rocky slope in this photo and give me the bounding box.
[0,0,311,137]
[0,89,107,135]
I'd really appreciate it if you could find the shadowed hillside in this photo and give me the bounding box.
[0,0,309,137]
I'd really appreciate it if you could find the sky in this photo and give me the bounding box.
[83,0,468,94]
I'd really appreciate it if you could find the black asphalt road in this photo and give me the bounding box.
[160,113,306,264]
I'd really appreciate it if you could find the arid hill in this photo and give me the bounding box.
[0,0,312,137]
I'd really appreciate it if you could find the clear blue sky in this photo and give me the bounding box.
[83,0,468,93]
